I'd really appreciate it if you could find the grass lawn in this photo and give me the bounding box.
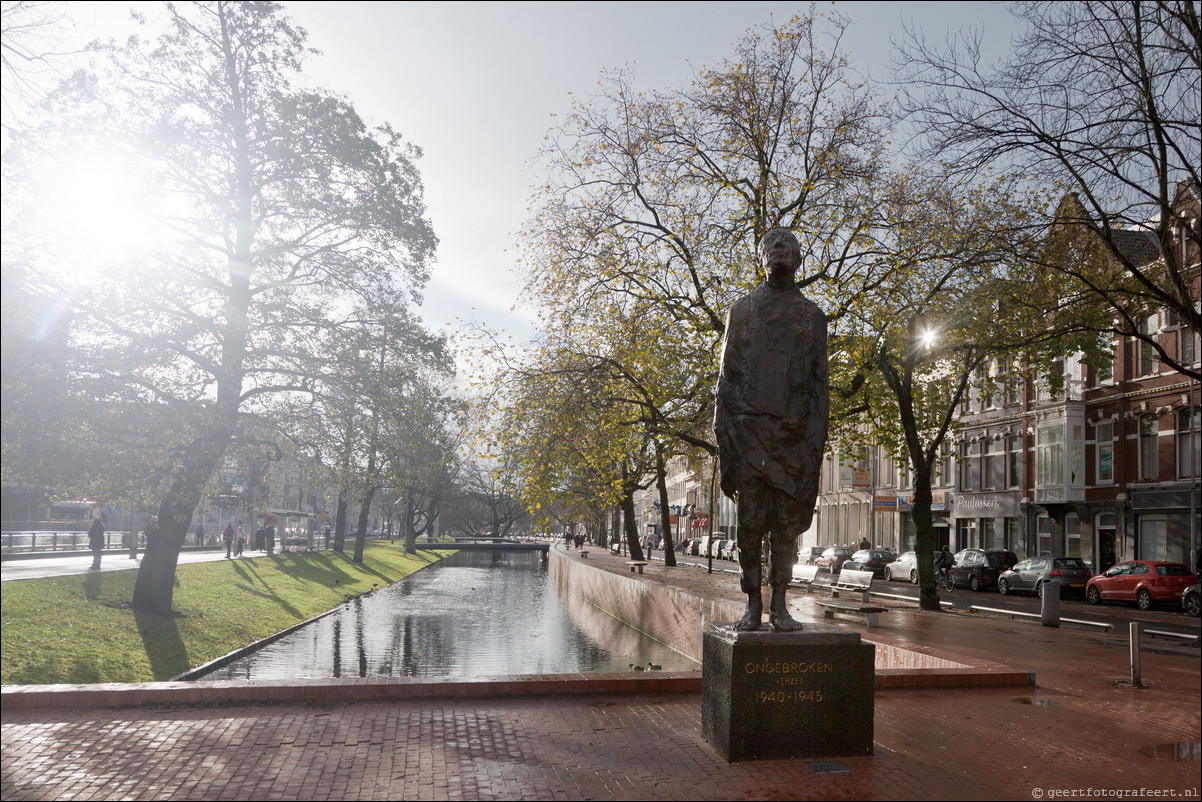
[1,541,453,685]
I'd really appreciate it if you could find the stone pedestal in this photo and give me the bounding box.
[701,622,875,762]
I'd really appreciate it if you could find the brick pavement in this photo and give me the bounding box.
[2,543,1199,801]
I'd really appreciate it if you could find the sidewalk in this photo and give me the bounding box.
[2,542,1199,801]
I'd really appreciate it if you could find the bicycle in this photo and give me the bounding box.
[936,566,956,592]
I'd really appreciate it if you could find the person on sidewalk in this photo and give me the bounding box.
[223,522,235,558]
[88,517,105,570]
[235,526,246,557]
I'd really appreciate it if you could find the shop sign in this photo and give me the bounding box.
[873,494,897,510]
[896,492,947,513]
[853,469,871,489]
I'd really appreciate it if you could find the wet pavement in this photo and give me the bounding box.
[2,542,1199,801]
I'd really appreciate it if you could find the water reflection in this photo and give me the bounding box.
[204,550,698,680]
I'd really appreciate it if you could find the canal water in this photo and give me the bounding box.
[204,550,699,681]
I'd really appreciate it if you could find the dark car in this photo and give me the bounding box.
[816,546,855,574]
[1184,584,1201,617]
[951,548,1019,592]
[1086,561,1197,610]
[842,549,896,579]
[998,557,1092,598]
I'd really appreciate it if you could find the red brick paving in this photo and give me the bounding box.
[2,544,1199,801]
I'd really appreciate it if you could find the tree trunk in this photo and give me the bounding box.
[333,489,348,553]
[133,427,233,614]
[911,458,941,611]
[403,488,417,554]
[621,485,645,562]
[655,443,677,567]
[353,484,375,563]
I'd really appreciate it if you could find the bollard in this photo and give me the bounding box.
[1129,621,1142,687]
[1040,580,1061,627]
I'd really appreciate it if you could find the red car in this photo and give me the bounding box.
[815,546,855,574]
[1085,561,1197,610]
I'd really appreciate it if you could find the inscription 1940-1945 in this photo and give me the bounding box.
[746,661,834,704]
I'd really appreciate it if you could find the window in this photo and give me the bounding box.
[981,439,996,490]
[1165,304,1200,366]
[1095,421,1114,484]
[938,444,953,487]
[1139,414,1159,481]
[1070,423,1085,487]
[978,366,994,409]
[1136,314,1159,376]
[1007,435,1023,488]
[1178,408,1200,479]
[1138,516,1168,561]
[1004,360,1023,405]
[1036,426,1063,487]
[1065,514,1081,558]
[1005,517,1021,552]
[1036,514,1052,556]
[981,517,999,549]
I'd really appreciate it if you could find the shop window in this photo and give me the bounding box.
[1177,408,1200,479]
[981,517,1000,549]
[1138,516,1168,561]
[1005,517,1021,553]
[1139,414,1159,481]
[1095,421,1114,484]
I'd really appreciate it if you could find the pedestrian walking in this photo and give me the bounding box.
[195,523,206,548]
[265,522,276,555]
[88,517,105,570]
[223,522,235,558]
[235,526,245,556]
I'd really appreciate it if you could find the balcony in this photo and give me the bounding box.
[1034,378,1085,406]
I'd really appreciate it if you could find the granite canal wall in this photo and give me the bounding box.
[548,548,1034,689]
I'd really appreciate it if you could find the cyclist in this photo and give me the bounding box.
[935,546,955,587]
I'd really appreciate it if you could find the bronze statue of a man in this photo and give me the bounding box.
[714,228,829,631]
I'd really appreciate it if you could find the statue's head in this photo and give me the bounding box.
[757,228,801,285]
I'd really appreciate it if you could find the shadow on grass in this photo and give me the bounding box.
[82,569,103,601]
[134,609,190,681]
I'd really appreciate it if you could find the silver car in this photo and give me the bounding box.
[998,557,1092,598]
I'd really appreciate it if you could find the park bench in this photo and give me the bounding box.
[791,563,820,591]
[814,568,889,627]
[579,550,589,558]
[627,561,648,574]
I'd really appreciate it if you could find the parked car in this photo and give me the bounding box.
[998,557,1092,598]
[686,538,701,556]
[816,546,855,574]
[797,545,831,566]
[1085,561,1197,610]
[950,548,1019,592]
[841,549,895,579]
[885,551,919,583]
[1183,584,1201,617]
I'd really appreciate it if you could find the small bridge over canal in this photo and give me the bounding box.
[415,540,549,559]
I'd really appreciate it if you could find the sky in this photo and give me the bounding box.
[17,1,1022,345]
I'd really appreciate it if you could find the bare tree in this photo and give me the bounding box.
[897,0,1201,378]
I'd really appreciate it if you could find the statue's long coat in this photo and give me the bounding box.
[714,283,829,509]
